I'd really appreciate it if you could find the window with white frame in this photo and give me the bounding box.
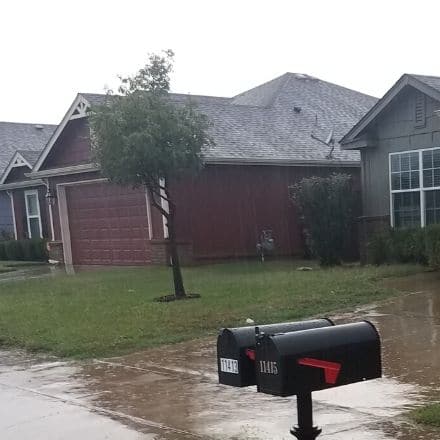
[24,190,42,238]
[390,147,440,228]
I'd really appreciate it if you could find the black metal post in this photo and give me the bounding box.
[290,392,321,440]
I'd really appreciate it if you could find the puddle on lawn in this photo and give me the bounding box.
[0,264,65,284]
[0,271,439,439]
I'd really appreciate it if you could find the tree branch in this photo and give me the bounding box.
[147,187,169,218]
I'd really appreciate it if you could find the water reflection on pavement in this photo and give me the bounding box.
[0,271,439,439]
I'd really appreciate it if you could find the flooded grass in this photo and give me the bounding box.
[409,403,440,428]
[0,260,426,358]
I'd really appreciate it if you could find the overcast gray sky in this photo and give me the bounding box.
[1,0,440,124]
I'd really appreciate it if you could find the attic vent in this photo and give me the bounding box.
[415,92,426,128]
[294,106,302,113]
[34,124,44,130]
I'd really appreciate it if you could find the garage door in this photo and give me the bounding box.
[66,182,150,265]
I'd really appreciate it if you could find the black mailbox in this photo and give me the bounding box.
[255,321,381,397]
[217,318,333,387]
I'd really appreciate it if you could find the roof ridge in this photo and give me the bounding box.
[80,91,231,100]
[408,73,440,79]
[232,73,290,100]
[0,120,56,127]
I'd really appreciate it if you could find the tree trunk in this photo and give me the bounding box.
[166,208,186,298]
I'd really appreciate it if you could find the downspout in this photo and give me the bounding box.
[6,191,17,240]
[42,179,55,241]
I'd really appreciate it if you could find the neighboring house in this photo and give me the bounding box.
[0,73,376,265]
[0,122,55,238]
[341,73,440,260]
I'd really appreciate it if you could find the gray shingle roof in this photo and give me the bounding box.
[0,122,56,174]
[409,74,440,94]
[81,73,377,165]
[17,150,43,166]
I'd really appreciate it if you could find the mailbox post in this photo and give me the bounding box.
[291,392,321,440]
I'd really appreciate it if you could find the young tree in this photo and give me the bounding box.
[90,50,212,299]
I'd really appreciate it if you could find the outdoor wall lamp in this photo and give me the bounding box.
[45,188,57,206]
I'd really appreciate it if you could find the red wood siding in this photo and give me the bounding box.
[172,165,360,259]
[42,119,91,170]
[66,182,151,265]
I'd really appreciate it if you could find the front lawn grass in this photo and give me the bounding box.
[0,260,425,358]
[409,403,440,428]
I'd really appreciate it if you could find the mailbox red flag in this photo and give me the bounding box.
[297,358,341,384]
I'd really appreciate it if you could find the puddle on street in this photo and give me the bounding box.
[0,271,439,439]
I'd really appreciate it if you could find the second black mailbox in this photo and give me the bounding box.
[217,318,333,387]
[255,321,381,397]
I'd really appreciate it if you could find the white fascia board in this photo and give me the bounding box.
[27,163,100,179]
[0,179,46,191]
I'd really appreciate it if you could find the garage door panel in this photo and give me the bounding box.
[66,182,151,265]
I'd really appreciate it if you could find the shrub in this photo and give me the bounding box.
[389,228,427,264]
[369,227,430,266]
[290,174,356,266]
[367,231,391,265]
[425,224,440,269]
[0,242,6,260]
[0,239,47,262]
[5,240,24,261]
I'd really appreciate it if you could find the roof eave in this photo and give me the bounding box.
[0,179,46,191]
[204,157,360,167]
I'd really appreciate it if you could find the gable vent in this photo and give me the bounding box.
[415,92,426,128]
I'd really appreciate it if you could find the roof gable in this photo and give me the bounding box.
[341,74,440,147]
[0,122,55,175]
[33,94,91,172]
[0,151,32,184]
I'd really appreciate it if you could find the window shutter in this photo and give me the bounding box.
[415,92,426,128]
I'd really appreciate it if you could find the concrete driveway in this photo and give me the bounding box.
[0,272,439,439]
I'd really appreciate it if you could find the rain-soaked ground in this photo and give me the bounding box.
[0,271,439,439]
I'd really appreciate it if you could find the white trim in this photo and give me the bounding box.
[389,146,440,228]
[24,189,43,239]
[56,178,108,188]
[48,202,55,241]
[145,189,153,240]
[6,191,17,240]
[0,179,45,191]
[159,178,169,238]
[57,185,73,265]
[28,163,99,179]
[33,94,91,172]
[388,154,394,227]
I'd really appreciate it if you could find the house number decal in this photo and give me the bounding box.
[220,358,239,374]
[259,360,278,375]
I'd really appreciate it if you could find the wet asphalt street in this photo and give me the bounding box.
[0,272,439,439]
